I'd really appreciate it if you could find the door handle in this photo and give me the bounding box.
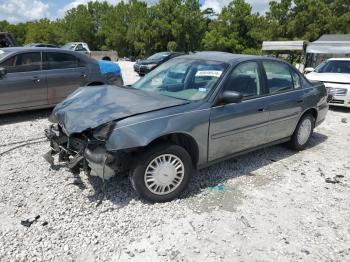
[296,99,303,103]
[258,108,266,112]
[81,74,87,78]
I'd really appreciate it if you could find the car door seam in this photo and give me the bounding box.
[211,121,270,140]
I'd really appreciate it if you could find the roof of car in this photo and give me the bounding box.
[328,58,350,61]
[1,47,64,52]
[184,51,276,64]
[0,47,93,62]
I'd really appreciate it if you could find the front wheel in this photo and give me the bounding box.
[288,114,315,150]
[130,143,193,203]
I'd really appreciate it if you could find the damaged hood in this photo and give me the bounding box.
[50,85,187,135]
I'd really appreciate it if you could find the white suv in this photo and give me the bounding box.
[306,58,350,108]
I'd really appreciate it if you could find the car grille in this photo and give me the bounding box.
[326,87,348,96]
[330,99,345,104]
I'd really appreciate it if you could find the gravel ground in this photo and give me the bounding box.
[0,62,349,261]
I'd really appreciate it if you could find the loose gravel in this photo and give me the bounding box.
[0,62,349,261]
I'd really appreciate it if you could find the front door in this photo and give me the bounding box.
[43,52,87,105]
[209,61,270,161]
[0,52,47,112]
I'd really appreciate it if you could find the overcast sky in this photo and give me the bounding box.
[0,0,270,24]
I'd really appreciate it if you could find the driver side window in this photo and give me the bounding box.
[223,62,261,99]
[1,52,41,73]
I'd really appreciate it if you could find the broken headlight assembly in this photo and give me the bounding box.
[93,122,116,141]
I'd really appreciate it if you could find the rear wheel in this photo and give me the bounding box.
[130,143,192,202]
[288,114,315,150]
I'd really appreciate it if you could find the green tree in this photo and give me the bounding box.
[101,1,130,55]
[25,19,61,44]
[202,0,265,54]
[61,1,110,50]
[327,0,350,34]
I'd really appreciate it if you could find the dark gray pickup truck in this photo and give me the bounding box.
[46,52,329,202]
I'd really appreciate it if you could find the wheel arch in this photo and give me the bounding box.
[301,107,318,122]
[87,81,105,86]
[102,56,111,61]
[146,132,199,167]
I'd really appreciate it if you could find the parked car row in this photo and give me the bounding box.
[0,47,123,114]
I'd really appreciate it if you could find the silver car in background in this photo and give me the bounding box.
[0,47,123,114]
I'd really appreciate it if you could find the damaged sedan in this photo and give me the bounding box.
[45,52,329,202]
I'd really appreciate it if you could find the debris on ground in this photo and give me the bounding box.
[325,175,345,184]
[20,215,40,227]
[240,215,252,228]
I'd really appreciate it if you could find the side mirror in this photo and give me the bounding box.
[304,67,314,74]
[0,67,7,78]
[218,91,243,105]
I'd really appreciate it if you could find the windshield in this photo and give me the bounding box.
[315,60,350,74]
[62,43,76,50]
[147,52,170,60]
[132,58,228,101]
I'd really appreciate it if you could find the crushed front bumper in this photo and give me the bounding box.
[44,125,130,180]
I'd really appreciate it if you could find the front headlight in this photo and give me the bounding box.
[93,122,115,141]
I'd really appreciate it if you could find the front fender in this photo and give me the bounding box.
[105,108,211,165]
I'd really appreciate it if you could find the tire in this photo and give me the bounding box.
[130,143,193,203]
[288,114,315,150]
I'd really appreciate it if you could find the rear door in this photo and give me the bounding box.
[209,61,270,161]
[44,51,88,105]
[0,51,47,112]
[262,61,305,142]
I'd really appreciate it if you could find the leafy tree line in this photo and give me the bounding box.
[0,0,349,57]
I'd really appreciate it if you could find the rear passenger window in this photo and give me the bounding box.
[44,52,79,70]
[263,62,294,94]
[223,62,261,98]
[2,52,41,73]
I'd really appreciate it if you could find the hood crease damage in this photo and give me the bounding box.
[50,85,188,135]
